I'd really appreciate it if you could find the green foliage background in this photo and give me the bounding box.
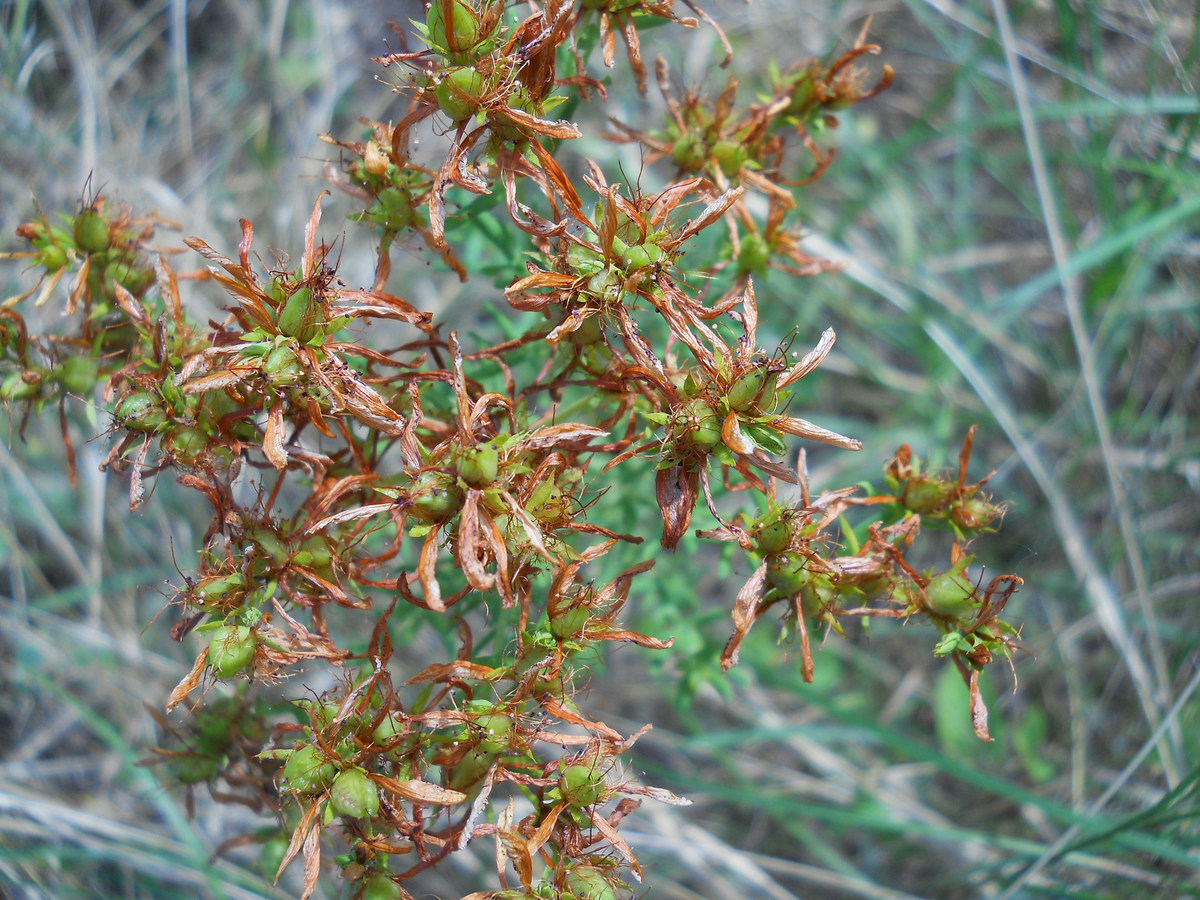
[1,0,1197,898]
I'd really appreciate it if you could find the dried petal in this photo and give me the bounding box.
[264,398,288,470]
[655,464,698,550]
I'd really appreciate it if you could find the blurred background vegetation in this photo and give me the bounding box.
[1,0,1197,898]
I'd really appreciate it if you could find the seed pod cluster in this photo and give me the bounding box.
[0,6,1029,899]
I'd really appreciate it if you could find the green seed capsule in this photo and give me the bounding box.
[513,649,564,695]
[446,746,495,794]
[407,470,464,521]
[672,399,721,451]
[567,242,604,277]
[263,343,303,386]
[426,0,482,55]
[671,132,706,171]
[372,713,409,753]
[194,572,247,605]
[361,874,403,900]
[797,574,836,619]
[549,605,590,640]
[736,233,771,274]
[753,512,793,555]
[259,835,290,881]
[207,625,256,678]
[901,477,946,514]
[168,426,209,464]
[924,561,979,617]
[727,369,770,412]
[191,695,254,751]
[474,712,512,754]
[435,67,489,122]
[276,287,323,342]
[373,186,416,231]
[586,266,620,298]
[559,763,605,808]
[766,551,808,595]
[282,744,336,794]
[950,495,1001,531]
[37,242,68,273]
[455,441,500,488]
[73,208,110,254]
[565,866,619,900]
[293,535,334,571]
[620,242,662,271]
[712,139,747,177]
[248,526,291,566]
[329,767,379,818]
[565,313,604,348]
[116,392,167,431]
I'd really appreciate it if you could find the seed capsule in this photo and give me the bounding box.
[407,470,465,521]
[549,605,590,640]
[671,132,705,171]
[766,552,808,595]
[900,477,947,514]
[371,186,417,231]
[259,835,289,882]
[282,744,337,794]
[1,370,39,401]
[37,242,68,273]
[73,208,110,254]
[168,426,209,464]
[435,67,489,122]
[292,534,334,571]
[923,560,979,617]
[752,510,794,554]
[329,767,380,818]
[276,287,324,343]
[446,746,495,793]
[116,392,167,431]
[620,241,662,271]
[361,874,403,900]
[559,763,605,807]
[426,0,483,56]
[712,139,747,177]
[473,712,512,754]
[672,399,721,451]
[207,625,256,678]
[565,866,619,900]
[737,233,771,274]
[56,356,99,395]
[455,440,500,488]
[263,343,303,386]
[193,572,247,607]
[727,368,772,412]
